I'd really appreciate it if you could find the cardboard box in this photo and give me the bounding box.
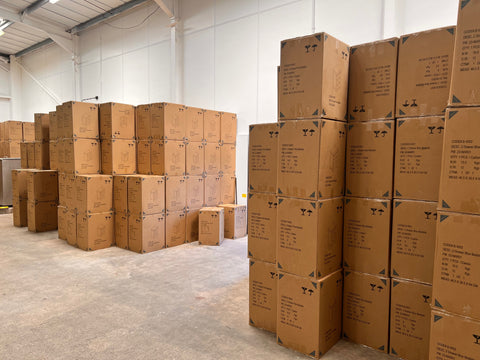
[346,120,395,199]
[165,175,186,212]
[165,210,186,247]
[136,140,152,174]
[5,141,21,158]
[0,122,3,140]
[220,143,235,175]
[12,196,27,227]
[151,140,186,176]
[186,208,200,242]
[63,101,99,139]
[249,259,277,333]
[56,104,64,139]
[58,173,66,206]
[203,110,221,143]
[3,121,22,141]
[204,142,221,175]
[20,142,28,168]
[101,139,136,175]
[99,102,135,140]
[26,142,35,169]
[449,0,480,106]
[57,205,67,240]
[75,175,113,214]
[65,208,77,246]
[127,175,165,216]
[48,111,57,141]
[391,200,437,284]
[390,279,432,360]
[248,123,278,194]
[114,211,128,249]
[277,270,343,358]
[135,104,151,140]
[185,141,204,176]
[433,211,480,319]
[220,112,236,144]
[198,207,224,245]
[113,175,128,213]
[27,200,58,232]
[204,174,221,206]
[348,38,399,122]
[150,102,185,140]
[49,140,57,171]
[186,175,204,209]
[77,212,114,251]
[278,119,346,200]
[22,122,35,141]
[63,174,77,210]
[396,27,455,117]
[34,114,49,141]
[343,271,390,353]
[220,174,236,205]
[34,141,49,170]
[185,106,204,142]
[57,139,65,172]
[218,204,246,239]
[277,196,343,279]
[343,197,391,276]
[279,32,349,121]
[27,170,58,202]
[128,213,165,253]
[63,138,100,175]
[439,107,480,214]
[247,192,277,263]
[11,169,28,199]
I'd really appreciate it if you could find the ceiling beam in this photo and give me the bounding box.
[21,0,49,17]
[153,0,174,19]
[15,38,53,58]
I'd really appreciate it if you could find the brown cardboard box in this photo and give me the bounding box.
[433,211,480,320]
[49,111,57,141]
[165,175,186,212]
[449,0,480,106]
[22,122,35,141]
[12,169,28,199]
[165,210,186,247]
[114,211,128,249]
[49,140,58,171]
[343,197,391,276]
[204,142,221,175]
[220,112,237,144]
[136,140,152,174]
[128,213,165,253]
[20,142,28,168]
[185,141,204,176]
[390,279,432,360]
[151,102,186,140]
[34,141,49,170]
[248,123,278,194]
[0,122,3,140]
[204,175,221,206]
[34,114,49,141]
[204,110,221,143]
[186,175,204,209]
[279,32,349,121]
[199,207,224,245]
[56,104,65,139]
[391,200,437,284]
[65,208,77,246]
[185,106,204,142]
[277,196,343,279]
[63,101,99,139]
[58,173,66,206]
[343,271,390,353]
[57,205,67,240]
[218,204,246,239]
[394,116,444,201]
[101,139,136,175]
[348,38,398,122]
[346,120,395,199]
[77,212,114,251]
[220,174,236,204]
[220,143,235,175]
[127,175,165,216]
[247,192,276,263]
[113,175,128,213]
[63,138,100,175]
[186,208,200,242]
[429,309,480,359]
[27,170,58,202]
[277,270,343,358]
[396,27,455,118]
[249,259,277,333]
[64,174,77,210]
[12,196,27,227]
[26,142,35,169]
[57,139,65,172]
[439,107,480,214]
[3,121,22,141]
[278,119,346,200]
[75,175,113,214]
[27,200,58,232]
[6,141,21,158]
[99,102,135,139]
[151,140,186,176]
[135,104,151,140]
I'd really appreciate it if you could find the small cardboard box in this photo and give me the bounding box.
[220,143,235,175]
[128,213,165,253]
[185,106,204,142]
[65,208,77,246]
[204,142,221,175]
[114,211,128,249]
[75,175,113,214]
[186,175,204,209]
[203,110,221,143]
[63,101,99,139]
[20,142,28,168]
[11,169,29,199]
[64,174,76,210]
[186,208,200,242]
[34,141,49,170]
[49,140,58,171]
[150,102,186,140]
[26,142,35,169]
[218,204,246,239]
[5,140,21,158]
[391,200,437,284]
[394,116,444,201]
[113,175,128,213]
[204,175,221,206]
[276,270,343,358]
[12,196,27,227]
[63,138,100,175]
[99,102,135,140]
[127,175,165,216]
[348,38,398,122]
[165,210,186,247]
[165,175,186,212]
[27,200,58,232]
[248,123,278,194]
[151,140,186,176]
[277,196,343,279]
[396,27,455,117]
[279,32,349,121]
[57,205,67,240]
[34,114,49,141]
[220,112,236,144]
[22,122,35,141]
[135,104,151,140]
[249,259,276,333]
[185,141,204,176]
[136,140,152,174]
[220,174,236,205]
[277,119,346,200]
[48,111,57,141]
[390,279,432,360]
[77,212,114,251]
[247,192,277,263]
[346,120,395,199]
[199,207,224,245]
[101,139,136,175]
[343,197,391,276]
[343,270,390,353]
[27,170,58,202]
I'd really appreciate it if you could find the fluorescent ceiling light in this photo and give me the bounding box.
[50,0,59,3]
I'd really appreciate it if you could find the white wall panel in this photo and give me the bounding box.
[101,56,124,103]
[148,40,171,103]
[0,69,10,96]
[0,99,10,122]
[80,61,101,100]
[181,0,215,34]
[236,134,249,204]
[401,0,458,34]
[215,0,259,25]
[123,47,150,105]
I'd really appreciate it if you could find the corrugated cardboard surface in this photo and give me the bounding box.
[150,103,186,140]
[203,110,221,143]
[114,211,128,249]
[20,142,28,168]
[165,176,186,212]
[101,139,136,175]
[220,112,237,144]
[27,200,58,232]
[65,208,77,246]
[219,204,246,239]
[27,170,58,202]
[199,207,224,245]
[151,140,186,176]
[113,175,128,213]
[220,174,236,205]
[57,205,67,240]
[136,140,152,174]
[220,143,236,175]
[49,112,57,140]
[62,138,100,175]
[165,210,186,247]
[34,141,50,170]
[62,102,99,139]
[127,175,165,216]
[185,141,204,176]
[49,140,58,171]
[135,104,151,140]
[22,122,35,142]
[186,176,204,209]
[77,212,114,251]
[13,196,27,227]
[186,208,200,242]
[204,142,221,175]
[204,175,221,206]
[99,102,135,140]
[26,142,35,169]
[185,107,204,142]
[75,175,113,214]
[128,213,165,253]
[249,259,277,333]
[34,114,49,141]
[12,169,28,199]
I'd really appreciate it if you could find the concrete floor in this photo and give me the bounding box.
[0,214,394,360]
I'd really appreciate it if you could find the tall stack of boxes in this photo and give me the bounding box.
[1,121,23,158]
[34,113,50,170]
[27,170,58,232]
[11,169,29,227]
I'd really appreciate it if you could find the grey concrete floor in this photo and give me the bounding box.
[0,214,394,360]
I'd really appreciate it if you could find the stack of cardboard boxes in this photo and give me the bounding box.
[26,170,58,232]
[1,121,27,158]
